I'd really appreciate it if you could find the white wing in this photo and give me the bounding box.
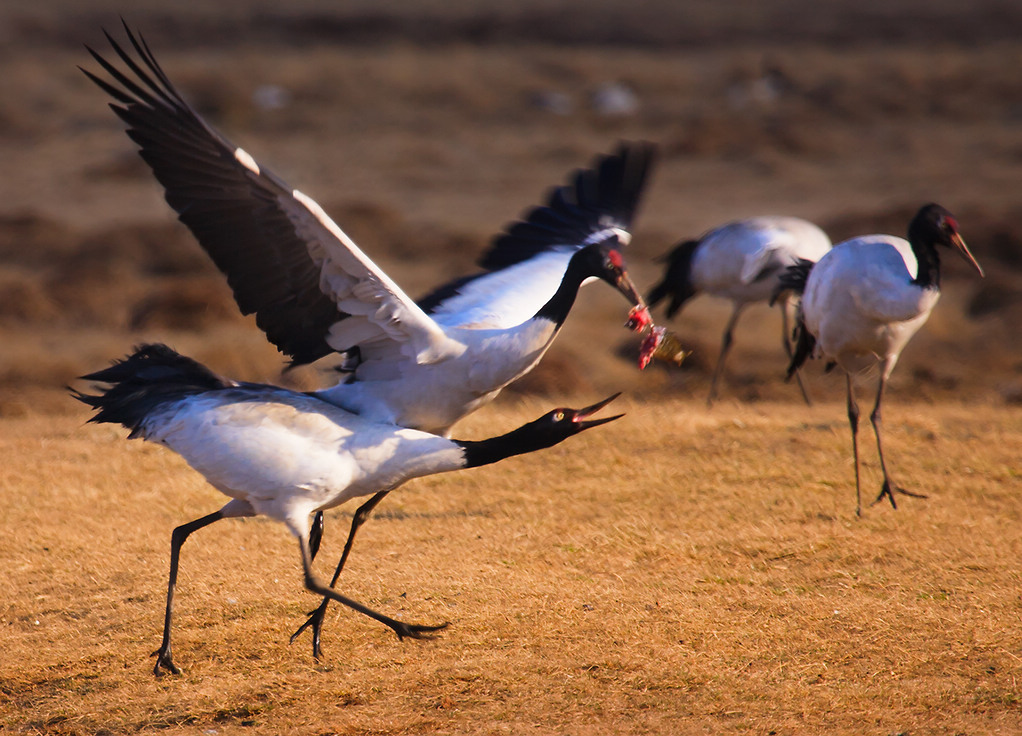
[735,217,832,285]
[841,236,933,324]
[289,191,465,364]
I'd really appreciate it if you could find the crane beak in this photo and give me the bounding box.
[615,270,647,310]
[616,272,653,332]
[573,392,624,429]
[952,232,985,277]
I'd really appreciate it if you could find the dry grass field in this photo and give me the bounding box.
[2,400,1020,734]
[1,0,1021,733]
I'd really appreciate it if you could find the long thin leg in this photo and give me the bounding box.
[708,305,744,407]
[290,490,391,658]
[846,374,862,518]
[292,518,448,645]
[870,372,928,509]
[153,510,226,676]
[309,511,324,561]
[781,300,813,406]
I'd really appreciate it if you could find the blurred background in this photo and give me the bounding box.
[1,0,1020,414]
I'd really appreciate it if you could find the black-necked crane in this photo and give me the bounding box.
[82,25,652,436]
[646,216,831,405]
[74,344,623,676]
[83,24,655,657]
[778,204,984,516]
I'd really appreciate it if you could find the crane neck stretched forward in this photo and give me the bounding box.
[456,394,622,468]
[456,424,560,469]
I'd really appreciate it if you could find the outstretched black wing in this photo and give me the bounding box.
[87,23,464,374]
[417,142,656,326]
[83,23,348,365]
[479,141,655,270]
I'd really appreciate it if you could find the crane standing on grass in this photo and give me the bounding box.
[776,204,984,516]
[646,216,831,406]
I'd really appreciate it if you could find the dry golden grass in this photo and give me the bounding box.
[2,396,1020,735]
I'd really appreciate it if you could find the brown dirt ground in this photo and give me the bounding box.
[1,2,1021,734]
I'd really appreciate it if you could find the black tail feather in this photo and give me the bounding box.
[770,258,815,306]
[646,239,700,319]
[785,309,816,381]
[771,259,817,380]
[72,344,232,437]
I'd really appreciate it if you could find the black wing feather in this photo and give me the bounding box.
[83,23,341,365]
[415,273,486,315]
[478,141,656,271]
[418,142,656,314]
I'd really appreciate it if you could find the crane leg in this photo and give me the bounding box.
[152,509,227,676]
[309,511,324,560]
[292,513,448,649]
[869,373,927,509]
[290,490,392,659]
[708,306,744,407]
[781,301,813,406]
[845,375,863,518]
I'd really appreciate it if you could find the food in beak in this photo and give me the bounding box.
[626,305,653,332]
[638,326,690,370]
